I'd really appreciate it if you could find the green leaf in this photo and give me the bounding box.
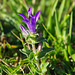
[0,68,2,75]
[41,54,49,63]
[29,62,41,74]
[12,65,21,74]
[38,47,55,58]
[0,22,4,36]
[0,22,4,31]
[68,44,74,55]
[0,63,14,75]
[19,48,32,57]
[0,46,2,58]
[68,44,75,61]
[71,54,75,61]
[41,62,49,73]
[29,52,34,60]
[38,37,47,43]
[20,58,29,65]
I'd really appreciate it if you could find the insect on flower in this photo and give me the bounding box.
[18,7,41,33]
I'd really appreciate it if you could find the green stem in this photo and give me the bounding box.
[32,44,41,70]
[32,44,45,75]
[36,57,41,70]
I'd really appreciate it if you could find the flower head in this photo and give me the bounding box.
[18,7,41,33]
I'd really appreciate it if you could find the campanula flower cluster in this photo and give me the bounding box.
[19,7,41,34]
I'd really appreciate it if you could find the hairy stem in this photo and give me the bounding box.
[32,44,41,70]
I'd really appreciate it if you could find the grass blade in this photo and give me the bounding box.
[40,0,45,13]
[55,12,61,39]
[69,12,73,41]
[42,24,56,41]
[58,0,65,22]
[47,0,58,32]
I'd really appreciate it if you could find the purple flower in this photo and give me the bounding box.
[20,24,29,37]
[18,7,41,33]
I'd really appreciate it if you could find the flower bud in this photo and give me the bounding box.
[38,43,42,52]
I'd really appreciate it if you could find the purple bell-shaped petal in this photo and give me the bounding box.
[27,7,33,17]
[20,25,29,37]
[34,10,41,22]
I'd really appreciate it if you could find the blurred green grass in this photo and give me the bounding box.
[0,0,75,75]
